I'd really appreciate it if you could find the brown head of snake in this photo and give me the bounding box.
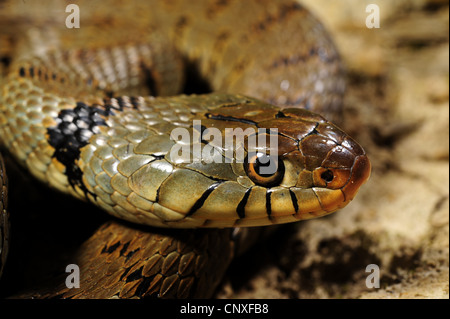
[0,0,370,298]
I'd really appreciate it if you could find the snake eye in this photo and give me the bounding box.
[244,152,285,187]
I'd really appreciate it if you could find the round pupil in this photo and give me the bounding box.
[254,154,276,177]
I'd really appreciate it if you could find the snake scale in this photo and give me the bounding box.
[0,0,370,298]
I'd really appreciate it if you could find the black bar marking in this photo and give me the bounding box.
[186,182,222,217]
[289,189,299,213]
[266,190,272,217]
[236,187,252,219]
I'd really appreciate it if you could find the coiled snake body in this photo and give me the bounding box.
[0,0,370,298]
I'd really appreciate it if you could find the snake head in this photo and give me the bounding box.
[156,95,371,228]
[237,106,371,225]
[72,94,369,228]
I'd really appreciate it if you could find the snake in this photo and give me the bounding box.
[0,0,371,298]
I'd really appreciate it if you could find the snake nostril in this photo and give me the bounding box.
[321,169,334,183]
